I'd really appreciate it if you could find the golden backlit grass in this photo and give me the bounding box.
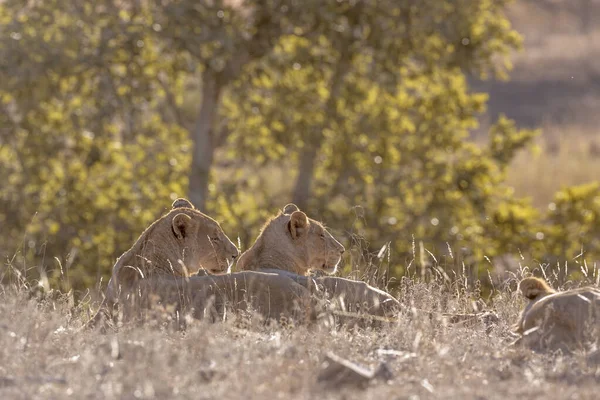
[1,269,598,400]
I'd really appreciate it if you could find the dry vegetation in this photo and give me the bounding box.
[1,268,599,400]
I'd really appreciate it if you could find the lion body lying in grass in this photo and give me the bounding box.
[117,271,316,326]
[513,277,600,352]
[236,204,400,321]
[91,199,316,329]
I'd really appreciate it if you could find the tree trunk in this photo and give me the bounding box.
[188,70,222,211]
[290,2,364,211]
[292,145,319,210]
[290,53,352,211]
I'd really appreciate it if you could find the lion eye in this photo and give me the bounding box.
[210,236,220,242]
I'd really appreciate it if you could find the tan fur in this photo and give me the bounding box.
[235,204,400,323]
[255,269,400,321]
[112,271,318,328]
[88,200,321,330]
[236,204,345,275]
[89,202,399,330]
[104,198,239,303]
[518,277,556,301]
[308,275,400,322]
[513,277,600,352]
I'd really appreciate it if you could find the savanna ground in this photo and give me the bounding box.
[1,266,599,400]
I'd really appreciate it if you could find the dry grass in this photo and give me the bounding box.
[1,270,599,400]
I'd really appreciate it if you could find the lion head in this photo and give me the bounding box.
[106,198,239,301]
[517,276,556,301]
[513,276,600,352]
[236,203,345,276]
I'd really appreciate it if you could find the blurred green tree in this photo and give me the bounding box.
[535,182,600,284]
[151,0,315,210]
[0,0,191,290]
[0,0,315,289]
[2,0,590,293]
[221,0,541,280]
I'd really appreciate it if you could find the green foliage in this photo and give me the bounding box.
[221,0,539,280]
[539,183,600,265]
[0,0,595,292]
[0,0,191,290]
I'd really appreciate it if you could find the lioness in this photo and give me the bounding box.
[237,203,345,275]
[89,199,316,329]
[513,276,600,352]
[105,198,239,302]
[236,204,400,321]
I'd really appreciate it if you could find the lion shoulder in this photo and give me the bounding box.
[513,277,600,351]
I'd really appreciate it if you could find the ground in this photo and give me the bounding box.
[1,276,598,400]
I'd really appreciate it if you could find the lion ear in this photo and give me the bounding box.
[172,198,194,210]
[523,290,541,301]
[288,211,309,239]
[172,213,192,239]
[283,203,300,214]
[519,277,555,300]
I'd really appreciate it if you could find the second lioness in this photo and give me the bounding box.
[237,204,400,319]
[513,276,600,352]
